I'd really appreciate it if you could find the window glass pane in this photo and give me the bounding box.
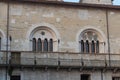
[43,39,48,52]
[86,40,89,53]
[49,39,53,51]
[91,40,95,53]
[81,40,84,53]
[32,38,36,51]
[0,37,1,50]
[38,38,42,51]
[96,40,99,53]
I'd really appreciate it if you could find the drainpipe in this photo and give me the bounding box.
[6,0,10,80]
[58,39,60,52]
[101,70,103,80]
[105,9,111,67]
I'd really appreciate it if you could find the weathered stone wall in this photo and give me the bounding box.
[0,1,120,53]
[11,69,119,80]
[0,68,120,80]
[0,2,7,50]
[8,2,108,52]
[0,68,119,80]
[0,1,120,80]
[108,10,120,53]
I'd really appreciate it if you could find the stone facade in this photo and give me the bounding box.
[4,1,120,53]
[0,0,120,80]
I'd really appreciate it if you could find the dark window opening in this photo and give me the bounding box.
[32,38,54,52]
[10,75,20,80]
[32,38,36,51]
[81,74,90,80]
[0,37,1,50]
[49,39,53,51]
[38,38,42,51]
[86,40,89,53]
[81,40,84,53]
[91,40,95,53]
[96,40,99,53]
[43,38,48,52]
[80,40,100,53]
[112,77,120,80]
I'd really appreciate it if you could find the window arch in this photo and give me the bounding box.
[32,38,36,51]
[79,29,104,53]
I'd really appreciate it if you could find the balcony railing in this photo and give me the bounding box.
[0,51,120,68]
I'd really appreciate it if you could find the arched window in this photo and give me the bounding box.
[96,40,99,53]
[91,40,95,53]
[43,39,48,52]
[38,38,42,51]
[81,40,84,53]
[79,29,103,53]
[32,38,36,51]
[86,40,89,53]
[0,37,1,50]
[30,26,58,52]
[49,39,53,52]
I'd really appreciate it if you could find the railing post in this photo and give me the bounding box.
[58,52,60,67]
[6,0,10,80]
[34,55,36,65]
[58,39,60,52]
[81,58,84,66]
